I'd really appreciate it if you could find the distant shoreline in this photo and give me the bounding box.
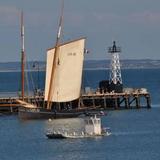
[1,59,160,71]
[0,67,160,72]
[0,69,45,73]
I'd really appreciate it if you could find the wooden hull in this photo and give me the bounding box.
[18,107,85,120]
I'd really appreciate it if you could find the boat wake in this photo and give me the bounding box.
[112,130,159,136]
[46,129,111,139]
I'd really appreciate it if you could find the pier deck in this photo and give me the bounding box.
[0,90,151,113]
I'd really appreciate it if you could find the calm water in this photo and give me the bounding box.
[0,69,160,160]
[0,69,160,104]
[0,108,160,160]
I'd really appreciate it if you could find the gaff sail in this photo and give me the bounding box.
[44,38,85,102]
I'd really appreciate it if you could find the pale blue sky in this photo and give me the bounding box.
[0,0,160,62]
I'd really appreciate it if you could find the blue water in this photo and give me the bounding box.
[0,69,160,160]
[0,108,160,160]
[83,69,160,105]
[0,71,45,93]
[0,69,160,104]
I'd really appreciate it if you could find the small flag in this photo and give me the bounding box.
[84,49,90,54]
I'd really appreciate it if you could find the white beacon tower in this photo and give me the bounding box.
[108,41,123,92]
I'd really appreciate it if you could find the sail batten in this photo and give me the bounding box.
[44,38,85,102]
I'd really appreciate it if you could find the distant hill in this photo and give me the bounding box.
[0,59,160,71]
[84,59,160,69]
[0,61,45,72]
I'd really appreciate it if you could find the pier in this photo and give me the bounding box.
[0,89,151,114]
[80,90,151,109]
[0,95,43,113]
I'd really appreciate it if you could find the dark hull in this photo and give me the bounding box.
[46,133,66,139]
[18,107,85,120]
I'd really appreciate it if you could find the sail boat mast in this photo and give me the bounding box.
[21,11,25,100]
[46,0,64,110]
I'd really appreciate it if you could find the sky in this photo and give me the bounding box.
[0,0,160,62]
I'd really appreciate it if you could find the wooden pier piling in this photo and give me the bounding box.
[146,95,151,108]
[81,90,151,110]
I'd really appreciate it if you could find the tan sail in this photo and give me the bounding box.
[44,38,85,102]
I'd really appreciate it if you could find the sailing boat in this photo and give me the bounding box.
[18,7,87,119]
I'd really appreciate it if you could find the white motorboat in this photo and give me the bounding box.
[46,115,111,139]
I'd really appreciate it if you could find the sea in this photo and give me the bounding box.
[0,69,160,160]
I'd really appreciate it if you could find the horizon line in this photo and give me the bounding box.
[0,58,160,63]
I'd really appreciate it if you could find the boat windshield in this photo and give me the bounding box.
[85,119,93,125]
[85,119,100,125]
